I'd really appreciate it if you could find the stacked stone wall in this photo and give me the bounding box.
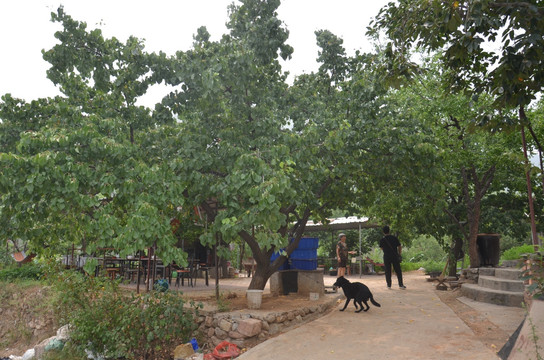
[195,296,340,349]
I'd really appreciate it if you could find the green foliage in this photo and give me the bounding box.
[370,0,544,110]
[400,261,427,272]
[0,0,535,293]
[216,292,233,312]
[0,262,43,281]
[499,234,531,254]
[502,244,536,261]
[0,248,13,268]
[48,268,202,360]
[402,235,447,263]
[419,260,447,274]
[0,8,188,266]
[42,344,85,360]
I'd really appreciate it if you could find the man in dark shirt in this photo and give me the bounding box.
[379,226,406,289]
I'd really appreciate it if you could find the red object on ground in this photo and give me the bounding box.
[212,341,241,359]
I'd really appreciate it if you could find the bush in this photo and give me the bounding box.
[498,234,527,253]
[400,262,425,272]
[402,235,447,263]
[502,244,535,261]
[419,260,446,274]
[48,268,202,360]
[0,262,43,281]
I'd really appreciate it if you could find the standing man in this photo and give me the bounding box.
[379,226,406,289]
[336,233,349,277]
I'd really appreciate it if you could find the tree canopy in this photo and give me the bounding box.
[0,0,537,286]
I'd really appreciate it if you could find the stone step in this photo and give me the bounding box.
[478,267,496,276]
[461,283,524,307]
[478,275,526,292]
[478,267,523,280]
[495,268,524,281]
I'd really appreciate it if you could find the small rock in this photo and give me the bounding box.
[237,318,262,337]
[214,328,228,339]
[56,325,71,340]
[228,330,245,339]
[205,316,213,327]
[173,343,194,360]
[269,323,281,335]
[218,319,232,332]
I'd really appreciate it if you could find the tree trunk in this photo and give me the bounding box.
[249,263,273,290]
[520,118,539,251]
[461,166,495,268]
[240,208,311,290]
[467,200,482,268]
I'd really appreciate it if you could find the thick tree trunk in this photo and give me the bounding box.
[467,200,482,268]
[461,166,495,268]
[249,263,273,290]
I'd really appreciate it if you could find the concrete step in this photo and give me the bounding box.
[461,283,524,307]
[478,267,496,276]
[478,267,523,280]
[478,275,525,292]
[494,268,523,281]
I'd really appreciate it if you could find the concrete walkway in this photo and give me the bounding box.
[237,272,526,360]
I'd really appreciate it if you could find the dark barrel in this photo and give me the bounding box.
[477,234,500,267]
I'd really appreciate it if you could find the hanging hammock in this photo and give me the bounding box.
[12,251,36,264]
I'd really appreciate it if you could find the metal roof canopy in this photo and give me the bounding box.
[303,216,380,259]
[303,216,378,232]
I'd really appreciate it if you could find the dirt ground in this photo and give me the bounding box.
[0,272,526,358]
[0,283,58,358]
[434,287,515,353]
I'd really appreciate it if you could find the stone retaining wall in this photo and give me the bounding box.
[195,294,341,350]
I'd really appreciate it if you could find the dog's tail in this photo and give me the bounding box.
[370,294,381,307]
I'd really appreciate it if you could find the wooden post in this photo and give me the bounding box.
[137,251,142,294]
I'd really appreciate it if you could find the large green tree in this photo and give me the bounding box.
[0,7,187,267]
[147,1,397,290]
[370,0,544,252]
[384,57,530,268]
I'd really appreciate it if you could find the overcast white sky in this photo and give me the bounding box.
[0,0,390,106]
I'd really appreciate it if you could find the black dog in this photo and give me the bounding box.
[333,276,381,312]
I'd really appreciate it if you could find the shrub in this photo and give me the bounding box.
[502,244,535,261]
[419,260,446,274]
[0,262,43,281]
[48,267,202,359]
[403,235,447,263]
[400,262,424,272]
